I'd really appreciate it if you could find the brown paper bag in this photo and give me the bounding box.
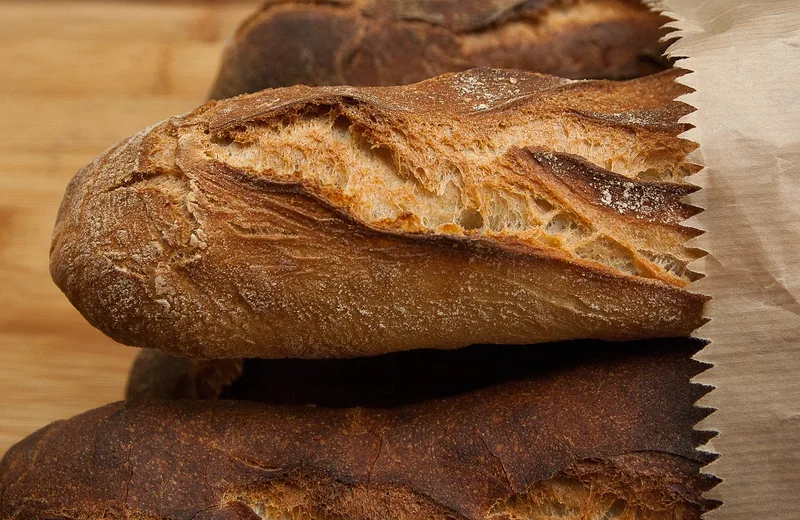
[654,0,800,516]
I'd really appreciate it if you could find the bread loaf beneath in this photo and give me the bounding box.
[50,68,705,359]
[2,339,717,519]
[210,0,670,99]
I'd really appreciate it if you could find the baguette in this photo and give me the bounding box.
[1,339,717,519]
[50,68,705,359]
[211,0,671,99]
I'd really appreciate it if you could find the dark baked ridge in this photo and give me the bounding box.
[2,339,717,519]
[211,0,671,98]
[51,69,706,359]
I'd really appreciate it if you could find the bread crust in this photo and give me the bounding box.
[50,68,706,359]
[127,349,243,400]
[210,0,671,99]
[2,339,717,519]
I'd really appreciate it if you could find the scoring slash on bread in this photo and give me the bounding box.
[210,0,670,99]
[1,339,717,520]
[50,67,706,359]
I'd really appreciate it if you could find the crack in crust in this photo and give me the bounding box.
[203,69,699,286]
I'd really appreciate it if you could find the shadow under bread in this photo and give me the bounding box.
[127,338,716,454]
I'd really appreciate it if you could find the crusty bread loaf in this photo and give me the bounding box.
[210,0,671,99]
[2,339,717,519]
[50,68,705,359]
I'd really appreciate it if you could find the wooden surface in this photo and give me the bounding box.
[0,0,260,456]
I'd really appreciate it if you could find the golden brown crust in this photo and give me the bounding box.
[2,339,717,519]
[210,0,671,99]
[50,69,705,359]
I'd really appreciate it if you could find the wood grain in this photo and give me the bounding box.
[0,0,260,456]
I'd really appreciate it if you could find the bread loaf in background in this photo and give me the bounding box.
[50,68,705,359]
[2,339,717,519]
[210,0,671,99]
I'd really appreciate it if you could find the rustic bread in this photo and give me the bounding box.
[210,0,671,99]
[50,68,705,359]
[2,339,717,519]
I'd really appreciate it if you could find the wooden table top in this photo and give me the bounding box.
[0,0,260,456]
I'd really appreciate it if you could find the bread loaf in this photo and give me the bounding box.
[2,339,717,519]
[50,68,705,359]
[210,0,671,99]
